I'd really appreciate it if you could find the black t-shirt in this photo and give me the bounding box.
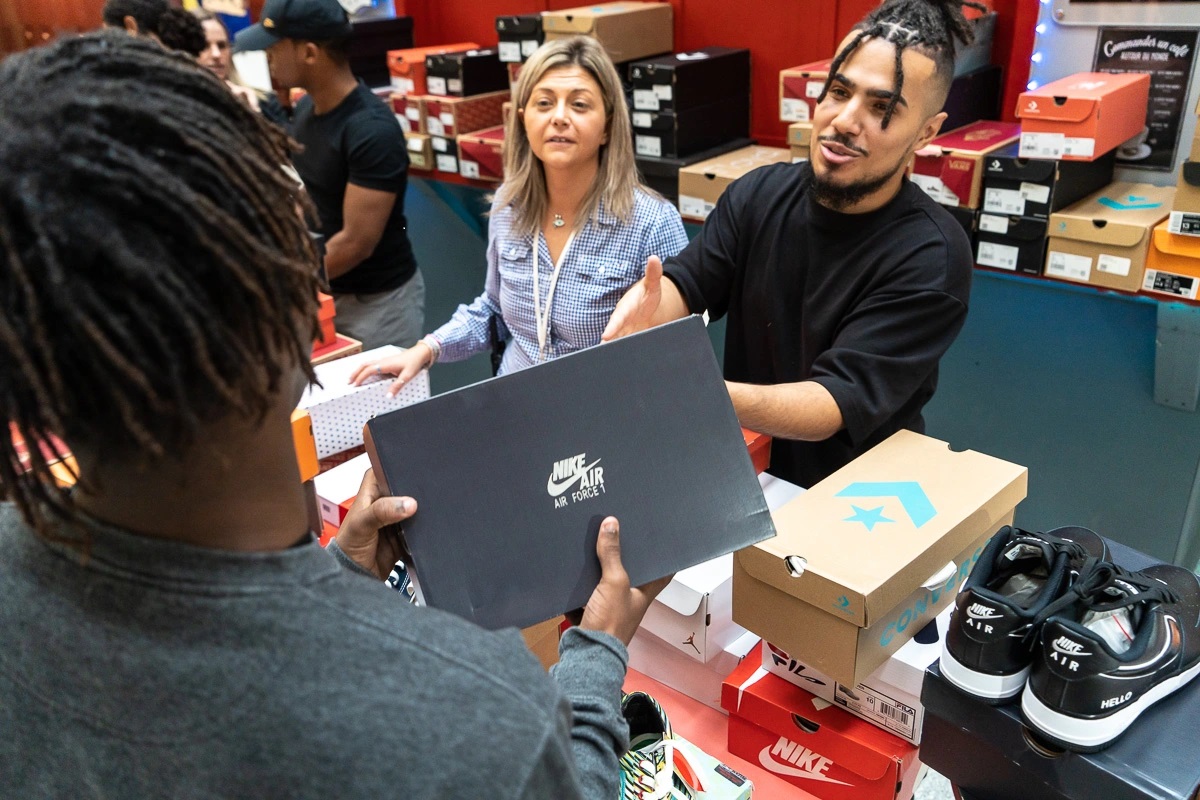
[663,161,972,488]
[291,82,416,294]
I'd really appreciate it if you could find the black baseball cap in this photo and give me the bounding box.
[234,0,352,52]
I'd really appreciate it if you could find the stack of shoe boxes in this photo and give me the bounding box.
[422,49,509,177]
[1147,104,1200,300]
[387,43,480,171]
[629,47,754,205]
[976,145,1116,276]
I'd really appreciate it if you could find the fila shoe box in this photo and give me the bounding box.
[386,43,478,95]
[1017,72,1151,162]
[632,94,751,159]
[976,213,1048,275]
[722,645,924,800]
[763,604,952,745]
[676,146,792,220]
[542,2,674,64]
[733,430,1027,687]
[629,48,750,115]
[495,14,543,64]
[921,539,1200,800]
[635,137,753,205]
[910,121,1022,209]
[982,143,1117,220]
[457,125,506,182]
[1143,221,1200,301]
[424,49,508,98]
[1044,182,1174,292]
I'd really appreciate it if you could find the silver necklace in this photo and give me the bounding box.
[553,213,565,228]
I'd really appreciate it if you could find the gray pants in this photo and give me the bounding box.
[333,269,425,350]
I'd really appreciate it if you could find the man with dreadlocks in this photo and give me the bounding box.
[236,0,424,350]
[606,0,978,488]
[0,31,667,799]
[102,0,168,41]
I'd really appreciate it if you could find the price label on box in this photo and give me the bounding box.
[436,154,458,172]
[977,241,1019,271]
[1019,132,1065,160]
[983,188,1024,216]
[498,41,521,63]
[633,90,659,111]
[427,76,447,95]
[460,160,480,179]
[780,98,810,122]
[979,214,1010,235]
[636,135,662,158]
[1097,254,1132,277]
[1046,251,1092,281]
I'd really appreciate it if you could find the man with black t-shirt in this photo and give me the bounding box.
[237,0,423,350]
[604,0,976,489]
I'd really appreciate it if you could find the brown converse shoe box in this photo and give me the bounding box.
[542,2,673,64]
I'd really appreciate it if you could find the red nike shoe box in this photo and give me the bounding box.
[920,537,1200,800]
[722,644,922,800]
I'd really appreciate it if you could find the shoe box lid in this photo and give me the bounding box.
[920,538,1200,800]
[721,644,922,800]
[734,431,1026,681]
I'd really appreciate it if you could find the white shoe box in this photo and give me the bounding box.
[629,627,761,713]
[313,452,371,528]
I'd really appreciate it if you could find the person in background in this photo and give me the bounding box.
[351,36,688,391]
[101,0,167,41]
[0,31,667,799]
[236,0,423,350]
[193,7,289,126]
[604,0,978,489]
[156,6,206,57]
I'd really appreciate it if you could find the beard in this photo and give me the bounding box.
[811,147,911,212]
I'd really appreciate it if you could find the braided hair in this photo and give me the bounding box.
[0,31,321,533]
[819,0,986,128]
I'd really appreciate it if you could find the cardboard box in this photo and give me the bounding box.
[733,430,1027,687]
[982,143,1117,219]
[920,539,1200,800]
[495,14,543,64]
[1017,71,1151,161]
[628,628,759,712]
[942,63,1003,133]
[1170,160,1200,223]
[743,428,771,475]
[424,49,507,98]
[396,95,425,134]
[422,90,508,139]
[313,452,370,528]
[676,145,792,220]
[779,59,832,123]
[1143,221,1200,300]
[787,121,812,149]
[297,346,430,459]
[457,125,506,182]
[429,136,459,175]
[976,213,1049,275]
[635,137,754,204]
[632,94,750,159]
[386,43,478,95]
[405,132,433,171]
[1044,182,1174,292]
[628,47,750,114]
[722,647,924,800]
[910,121,1022,209]
[542,2,673,64]
[764,607,951,745]
[520,615,561,670]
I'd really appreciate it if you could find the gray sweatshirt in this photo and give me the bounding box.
[0,503,630,798]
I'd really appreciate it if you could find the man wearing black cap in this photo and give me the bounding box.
[237,0,424,350]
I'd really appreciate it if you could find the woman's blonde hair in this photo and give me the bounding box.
[495,36,642,237]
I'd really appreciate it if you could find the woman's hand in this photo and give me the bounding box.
[348,342,432,397]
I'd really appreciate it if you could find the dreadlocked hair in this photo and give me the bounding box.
[0,31,321,534]
[157,6,208,58]
[819,0,987,129]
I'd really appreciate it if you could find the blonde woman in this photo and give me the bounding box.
[351,36,687,390]
[192,8,288,126]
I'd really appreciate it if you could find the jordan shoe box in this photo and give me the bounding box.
[920,538,1200,800]
[722,645,924,800]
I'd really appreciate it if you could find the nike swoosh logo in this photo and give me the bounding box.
[968,613,1003,620]
[546,459,601,497]
[757,748,851,785]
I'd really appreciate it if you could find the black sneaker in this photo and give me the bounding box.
[940,526,1109,703]
[1020,561,1200,752]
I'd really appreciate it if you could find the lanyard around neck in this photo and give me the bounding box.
[532,230,577,360]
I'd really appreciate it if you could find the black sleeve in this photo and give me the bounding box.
[807,238,970,444]
[258,92,290,128]
[345,113,408,194]
[661,167,766,321]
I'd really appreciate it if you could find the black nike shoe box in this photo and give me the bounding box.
[628,47,751,114]
[982,144,1117,220]
[941,63,1003,134]
[364,317,776,631]
[635,137,754,204]
[920,538,1200,800]
[424,49,508,97]
[632,94,751,159]
[495,14,543,64]
[974,214,1048,276]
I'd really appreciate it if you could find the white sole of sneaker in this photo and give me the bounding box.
[1020,657,1200,751]
[939,647,1029,701]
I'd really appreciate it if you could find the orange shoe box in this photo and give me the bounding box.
[1016,71,1150,161]
[910,121,1021,209]
[457,125,506,182]
[1143,221,1200,300]
[779,59,832,123]
[315,292,336,347]
[722,644,923,800]
[387,43,479,96]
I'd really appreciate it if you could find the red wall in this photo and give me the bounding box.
[3,0,1038,146]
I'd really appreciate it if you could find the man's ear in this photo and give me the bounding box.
[303,41,321,65]
[123,15,140,35]
[915,111,948,152]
